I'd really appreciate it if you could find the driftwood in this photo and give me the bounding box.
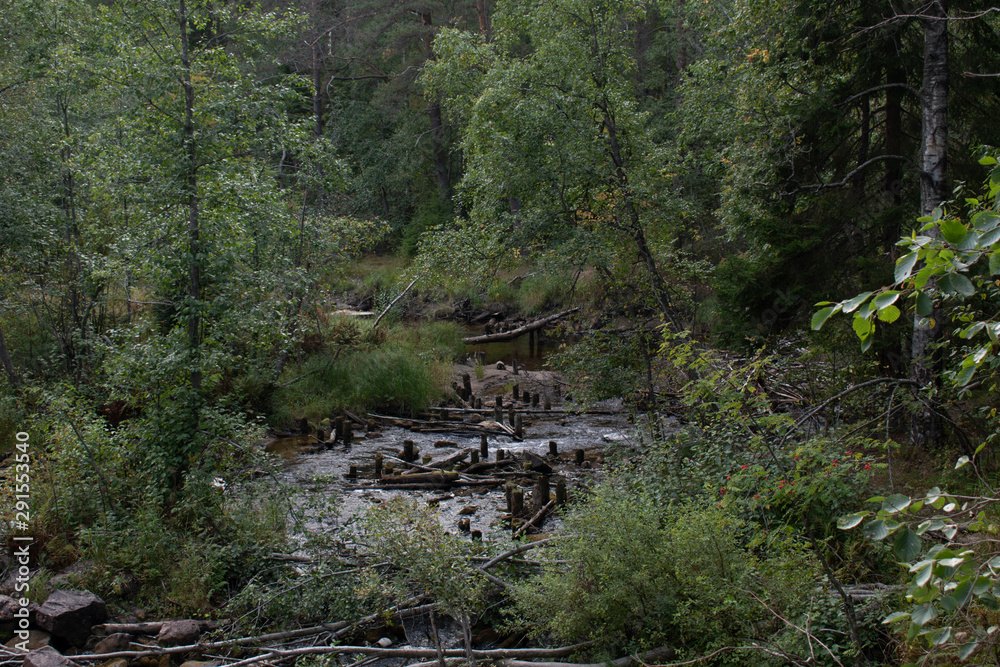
[407,646,677,667]
[83,597,428,661]
[95,620,226,635]
[381,471,460,485]
[512,499,555,539]
[462,308,580,344]
[426,448,473,469]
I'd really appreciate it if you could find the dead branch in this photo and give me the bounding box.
[462,308,579,344]
[513,500,555,539]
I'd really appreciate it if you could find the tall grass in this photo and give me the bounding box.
[271,319,464,424]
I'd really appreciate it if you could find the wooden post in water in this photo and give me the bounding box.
[548,440,558,458]
[343,422,353,445]
[347,464,357,479]
[523,390,531,406]
[513,359,519,375]
[497,448,506,460]
[544,396,551,411]
[512,383,520,401]
[511,487,524,517]
[496,395,503,410]
[505,482,514,512]
[534,475,550,514]
[508,406,515,427]
[374,453,383,479]
[494,405,502,423]
[334,417,344,442]
[471,450,480,464]
[532,393,540,408]
[514,414,523,439]
[403,439,416,462]
[556,478,567,505]
[480,434,488,459]
[574,448,585,465]
[475,397,482,409]
[462,373,472,397]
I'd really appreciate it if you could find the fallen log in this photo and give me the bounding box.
[407,646,677,667]
[513,499,555,539]
[381,471,459,485]
[462,308,579,344]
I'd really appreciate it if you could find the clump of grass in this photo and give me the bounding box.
[272,320,464,423]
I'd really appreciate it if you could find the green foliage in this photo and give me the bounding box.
[271,320,462,423]
[839,475,1000,664]
[548,330,645,405]
[815,156,1000,387]
[359,496,490,618]
[509,481,817,662]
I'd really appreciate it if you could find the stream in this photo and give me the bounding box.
[269,335,638,548]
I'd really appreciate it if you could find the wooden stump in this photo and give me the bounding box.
[343,422,353,446]
[514,414,523,439]
[548,440,558,458]
[374,453,383,479]
[480,434,488,460]
[403,439,417,462]
[511,487,524,517]
[471,450,480,464]
[513,384,520,401]
[556,478,567,505]
[574,449,585,465]
[533,475,550,514]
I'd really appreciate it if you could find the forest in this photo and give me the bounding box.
[2,0,1000,665]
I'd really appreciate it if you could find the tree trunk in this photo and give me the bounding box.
[911,0,949,448]
[476,0,491,42]
[312,40,324,137]
[179,0,203,401]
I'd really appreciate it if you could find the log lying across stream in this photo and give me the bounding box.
[462,307,579,344]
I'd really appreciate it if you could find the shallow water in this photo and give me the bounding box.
[273,403,635,545]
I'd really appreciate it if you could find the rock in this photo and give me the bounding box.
[35,590,107,647]
[22,647,71,667]
[376,637,393,648]
[366,432,384,438]
[0,594,21,622]
[94,633,132,654]
[468,414,483,424]
[156,619,201,647]
[457,505,478,515]
[6,630,50,651]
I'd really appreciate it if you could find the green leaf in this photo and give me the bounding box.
[914,291,933,316]
[811,306,839,331]
[951,274,976,297]
[941,218,968,245]
[895,252,918,283]
[838,511,868,530]
[881,494,912,514]
[973,210,1000,232]
[911,603,938,627]
[863,519,889,541]
[883,611,911,624]
[958,641,978,660]
[990,251,1000,275]
[980,155,998,166]
[893,528,922,561]
[878,305,901,323]
[955,456,970,469]
[853,315,874,339]
[932,627,952,646]
[979,227,1000,247]
[873,291,901,309]
[842,291,873,314]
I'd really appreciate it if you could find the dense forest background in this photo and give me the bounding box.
[3,0,1000,665]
